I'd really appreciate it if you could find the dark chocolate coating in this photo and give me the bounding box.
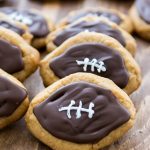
[0,20,25,35]
[0,7,49,38]
[0,39,24,74]
[34,82,130,143]
[67,10,122,25]
[136,0,150,24]
[54,20,125,47]
[0,76,27,117]
[50,43,129,89]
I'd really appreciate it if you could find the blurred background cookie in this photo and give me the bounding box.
[47,16,136,55]
[0,12,33,43]
[58,7,133,33]
[130,0,150,40]
[0,7,55,49]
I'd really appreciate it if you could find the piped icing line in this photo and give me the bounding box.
[76,58,106,73]
[9,12,33,25]
[58,100,95,119]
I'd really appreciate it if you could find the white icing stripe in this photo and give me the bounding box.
[58,100,95,119]
[76,58,106,73]
[84,29,90,33]
[9,12,33,25]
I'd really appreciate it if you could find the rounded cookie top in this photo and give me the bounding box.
[136,0,150,24]
[41,32,141,94]
[64,9,122,25]
[58,8,133,33]
[50,43,129,89]
[0,38,24,74]
[0,27,40,81]
[26,73,135,149]
[54,19,126,47]
[34,81,130,143]
[0,75,27,117]
[0,7,50,38]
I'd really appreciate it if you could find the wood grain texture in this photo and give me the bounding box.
[0,0,150,149]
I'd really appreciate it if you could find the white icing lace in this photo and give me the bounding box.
[9,12,32,25]
[76,58,106,73]
[58,100,95,119]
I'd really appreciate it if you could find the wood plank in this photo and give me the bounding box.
[0,0,150,149]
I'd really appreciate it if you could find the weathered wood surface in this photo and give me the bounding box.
[0,0,150,149]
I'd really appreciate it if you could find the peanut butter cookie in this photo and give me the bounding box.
[58,8,133,33]
[0,7,54,49]
[0,12,33,43]
[0,69,29,129]
[47,16,136,55]
[40,32,141,95]
[0,27,40,82]
[130,0,150,40]
[26,73,136,150]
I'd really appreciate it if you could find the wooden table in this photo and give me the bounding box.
[0,0,150,149]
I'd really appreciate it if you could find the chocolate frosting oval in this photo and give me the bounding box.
[0,7,49,38]
[0,39,24,74]
[67,10,122,25]
[0,20,25,35]
[34,82,130,143]
[0,76,27,117]
[136,0,150,23]
[54,20,125,47]
[50,43,129,89]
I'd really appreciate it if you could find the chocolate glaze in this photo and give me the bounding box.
[54,20,125,47]
[67,10,122,25]
[34,82,130,143]
[0,7,49,38]
[0,20,25,35]
[136,0,150,23]
[0,76,27,117]
[0,39,24,74]
[50,43,129,89]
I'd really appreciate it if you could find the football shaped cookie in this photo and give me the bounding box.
[26,73,135,150]
[47,16,136,55]
[0,7,54,49]
[0,27,40,82]
[0,69,29,129]
[58,8,133,33]
[40,32,141,94]
[0,12,32,43]
[130,0,150,40]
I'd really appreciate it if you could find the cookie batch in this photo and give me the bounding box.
[0,2,146,150]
